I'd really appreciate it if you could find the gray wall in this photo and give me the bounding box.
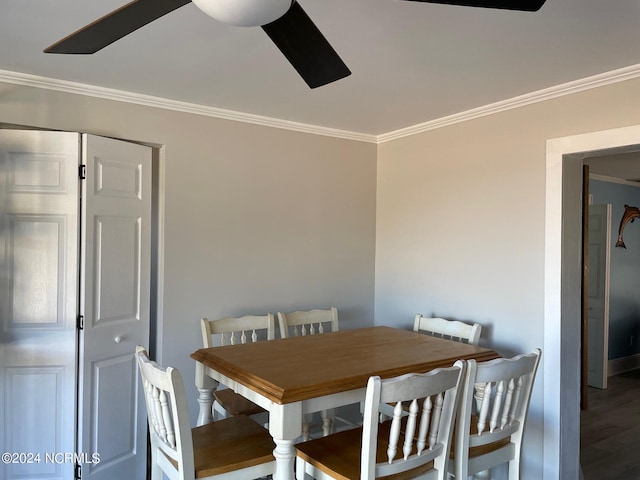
[375,76,640,479]
[0,82,378,424]
[589,179,640,359]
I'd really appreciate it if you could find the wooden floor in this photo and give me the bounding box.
[581,369,640,480]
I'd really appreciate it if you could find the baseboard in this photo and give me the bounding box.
[608,353,640,376]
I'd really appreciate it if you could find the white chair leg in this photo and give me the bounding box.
[508,457,521,480]
[150,450,162,480]
[302,413,313,441]
[321,409,334,436]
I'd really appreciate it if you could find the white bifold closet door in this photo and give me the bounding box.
[0,130,151,480]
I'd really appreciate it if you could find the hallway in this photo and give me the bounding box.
[581,369,640,479]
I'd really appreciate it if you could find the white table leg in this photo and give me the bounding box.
[270,402,303,480]
[194,362,218,426]
[273,438,297,480]
[196,387,215,425]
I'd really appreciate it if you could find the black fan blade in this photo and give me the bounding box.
[262,2,350,89]
[403,0,546,11]
[44,0,191,54]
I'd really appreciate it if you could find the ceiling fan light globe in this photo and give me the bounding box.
[192,0,293,26]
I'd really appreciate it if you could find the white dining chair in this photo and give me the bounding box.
[295,360,466,480]
[450,348,541,480]
[277,308,345,440]
[414,314,482,346]
[277,307,339,338]
[377,315,480,424]
[201,314,275,421]
[413,315,483,420]
[135,346,276,480]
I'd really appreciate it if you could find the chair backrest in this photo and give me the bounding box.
[360,361,465,480]
[277,307,338,338]
[414,314,482,346]
[201,313,275,347]
[452,348,541,480]
[135,345,194,480]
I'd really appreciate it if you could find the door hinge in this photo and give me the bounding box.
[74,462,82,480]
[79,164,86,180]
[77,315,84,330]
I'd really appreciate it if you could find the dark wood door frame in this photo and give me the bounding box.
[581,164,589,410]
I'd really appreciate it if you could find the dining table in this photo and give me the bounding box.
[191,325,499,480]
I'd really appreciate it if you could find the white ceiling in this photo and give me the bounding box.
[2,0,640,137]
[586,150,640,184]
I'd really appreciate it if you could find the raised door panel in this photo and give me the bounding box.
[89,355,138,467]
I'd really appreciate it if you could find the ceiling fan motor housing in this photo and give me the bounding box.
[192,0,294,26]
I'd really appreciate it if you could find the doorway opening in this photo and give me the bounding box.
[544,124,640,480]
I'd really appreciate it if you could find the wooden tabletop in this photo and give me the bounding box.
[191,326,499,404]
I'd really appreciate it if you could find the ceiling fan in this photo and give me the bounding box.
[44,0,547,89]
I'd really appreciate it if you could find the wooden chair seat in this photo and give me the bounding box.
[192,415,274,477]
[449,415,511,460]
[162,415,275,477]
[296,420,435,480]
[136,346,276,480]
[214,389,266,417]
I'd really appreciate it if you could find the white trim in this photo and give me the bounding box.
[545,124,640,480]
[600,204,612,390]
[589,173,640,187]
[608,354,640,376]
[155,145,166,364]
[544,140,564,480]
[3,64,640,145]
[0,69,377,144]
[379,64,640,143]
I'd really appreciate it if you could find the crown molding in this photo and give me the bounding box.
[377,64,640,144]
[0,69,377,144]
[3,65,640,146]
[589,173,640,187]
